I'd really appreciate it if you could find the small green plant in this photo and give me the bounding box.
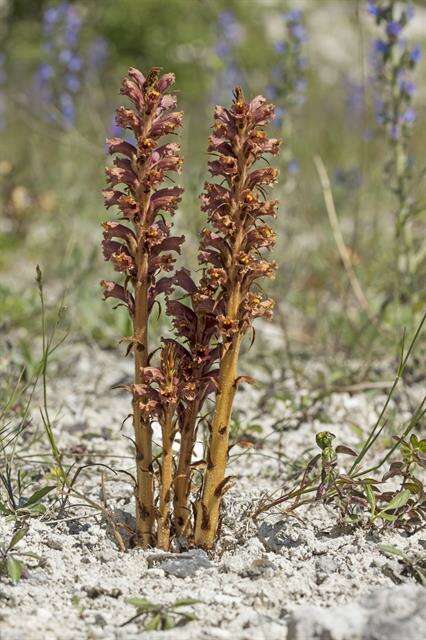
[0,469,55,520]
[379,544,426,586]
[256,314,426,532]
[0,526,43,584]
[315,430,425,531]
[122,597,200,630]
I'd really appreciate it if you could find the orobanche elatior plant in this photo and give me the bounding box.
[101,66,280,550]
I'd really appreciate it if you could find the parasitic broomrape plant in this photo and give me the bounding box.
[193,87,280,548]
[101,67,184,548]
[101,68,281,550]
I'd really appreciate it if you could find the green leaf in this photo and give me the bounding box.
[378,544,408,561]
[0,501,12,516]
[417,439,426,453]
[410,434,419,447]
[163,615,175,630]
[364,482,376,516]
[404,480,423,495]
[24,485,56,508]
[8,526,29,551]
[379,512,397,522]
[145,613,161,631]
[172,599,201,608]
[7,556,23,584]
[379,489,411,514]
[127,597,153,611]
[18,552,42,561]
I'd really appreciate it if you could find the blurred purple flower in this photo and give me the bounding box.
[374,39,388,55]
[66,75,81,93]
[386,21,402,39]
[269,8,307,121]
[59,92,75,126]
[215,40,231,58]
[402,108,415,124]
[35,2,108,129]
[367,1,380,17]
[287,159,300,174]
[35,2,85,127]
[410,45,421,64]
[88,37,109,71]
[369,0,420,163]
[285,10,302,22]
[218,11,243,42]
[274,106,284,127]
[38,63,54,81]
[399,79,415,97]
[212,10,243,103]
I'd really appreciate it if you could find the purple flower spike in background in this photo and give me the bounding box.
[88,37,109,72]
[212,10,243,103]
[35,2,83,128]
[266,6,308,178]
[368,0,422,296]
[370,1,420,140]
[35,2,109,129]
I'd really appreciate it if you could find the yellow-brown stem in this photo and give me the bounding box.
[133,252,154,548]
[194,333,242,548]
[157,410,174,550]
[131,106,159,547]
[173,398,200,538]
[194,120,248,548]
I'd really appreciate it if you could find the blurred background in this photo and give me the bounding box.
[0,0,425,390]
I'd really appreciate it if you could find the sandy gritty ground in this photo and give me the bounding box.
[0,345,424,640]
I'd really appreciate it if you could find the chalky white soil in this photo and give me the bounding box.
[0,345,424,640]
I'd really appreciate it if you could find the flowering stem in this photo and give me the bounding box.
[133,253,154,547]
[173,396,201,538]
[193,90,280,547]
[101,67,184,549]
[194,134,248,548]
[194,333,241,547]
[157,407,175,550]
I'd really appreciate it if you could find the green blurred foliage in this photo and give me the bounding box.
[0,0,425,372]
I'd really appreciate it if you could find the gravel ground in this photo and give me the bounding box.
[0,345,424,640]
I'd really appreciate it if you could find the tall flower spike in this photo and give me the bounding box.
[166,268,221,541]
[132,342,185,550]
[369,0,421,297]
[101,67,184,547]
[194,87,280,548]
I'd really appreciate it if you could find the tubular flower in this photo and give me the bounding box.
[101,67,184,548]
[194,87,281,548]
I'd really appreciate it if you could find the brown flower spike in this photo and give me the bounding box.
[101,67,183,547]
[194,88,280,548]
[101,68,280,550]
